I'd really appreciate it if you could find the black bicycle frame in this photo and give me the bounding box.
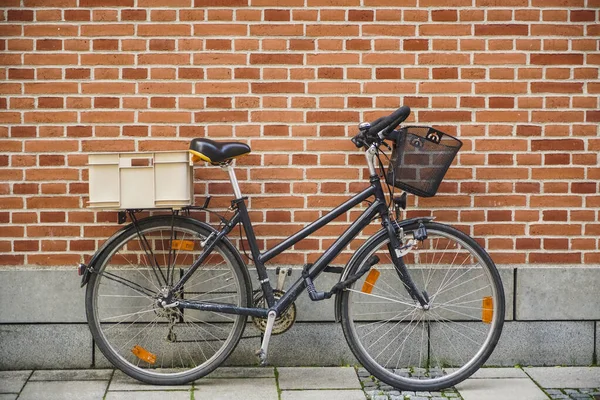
[175,174,400,319]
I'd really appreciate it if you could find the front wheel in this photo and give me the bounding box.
[340,222,505,391]
[85,215,251,385]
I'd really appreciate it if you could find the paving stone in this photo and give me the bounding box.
[205,366,275,379]
[0,395,18,400]
[105,391,191,400]
[281,390,367,400]
[108,370,190,391]
[195,377,278,400]
[358,368,372,378]
[30,369,113,381]
[457,378,549,400]
[18,381,108,400]
[463,367,528,379]
[546,390,564,395]
[0,371,31,393]
[278,367,362,390]
[525,367,600,389]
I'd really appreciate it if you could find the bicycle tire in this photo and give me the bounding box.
[340,221,505,391]
[86,215,252,385]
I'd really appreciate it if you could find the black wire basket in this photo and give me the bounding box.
[386,126,462,198]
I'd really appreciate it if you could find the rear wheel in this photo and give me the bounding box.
[341,222,504,390]
[86,216,251,385]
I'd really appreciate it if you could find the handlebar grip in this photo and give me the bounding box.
[367,106,411,137]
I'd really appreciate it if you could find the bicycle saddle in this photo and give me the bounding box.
[189,138,251,164]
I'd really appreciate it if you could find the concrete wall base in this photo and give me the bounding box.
[1,265,598,369]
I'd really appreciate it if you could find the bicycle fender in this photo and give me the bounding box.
[333,217,433,322]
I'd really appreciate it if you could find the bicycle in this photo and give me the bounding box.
[80,105,505,391]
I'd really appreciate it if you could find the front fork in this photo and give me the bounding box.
[382,213,430,309]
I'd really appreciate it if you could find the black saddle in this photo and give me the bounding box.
[189,138,251,163]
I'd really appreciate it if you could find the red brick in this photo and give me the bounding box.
[570,10,596,22]
[195,0,247,5]
[252,82,305,94]
[475,24,529,36]
[531,53,584,65]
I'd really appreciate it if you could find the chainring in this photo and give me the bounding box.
[252,289,296,335]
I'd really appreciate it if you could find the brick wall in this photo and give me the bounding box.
[1,0,599,268]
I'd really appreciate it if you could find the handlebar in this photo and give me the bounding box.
[351,106,411,149]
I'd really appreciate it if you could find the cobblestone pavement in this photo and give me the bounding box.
[357,368,463,400]
[544,388,600,400]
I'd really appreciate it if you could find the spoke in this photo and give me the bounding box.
[184,293,238,303]
[429,309,488,339]
[116,316,161,355]
[357,308,418,335]
[101,307,157,322]
[102,304,156,333]
[174,309,210,362]
[435,317,466,368]
[114,247,162,294]
[183,312,236,334]
[183,269,233,291]
[434,283,490,308]
[378,271,414,303]
[185,281,237,303]
[431,271,485,303]
[434,297,488,308]
[431,258,477,301]
[377,310,423,363]
[99,271,155,298]
[346,288,419,308]
[434,303,487,322]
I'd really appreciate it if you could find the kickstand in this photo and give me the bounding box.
[255,310,277,366]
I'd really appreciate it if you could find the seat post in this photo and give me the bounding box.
[222,163,243,199]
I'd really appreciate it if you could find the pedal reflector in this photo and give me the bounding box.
[132,345,156,364]
[482,296,493,324]
[361,268,380,294]
[172,240,194,251]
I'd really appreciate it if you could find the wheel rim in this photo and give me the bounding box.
[345,227,502,386]
[90,223,245,378]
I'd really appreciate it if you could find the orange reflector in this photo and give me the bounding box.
[482,296,493,324]
[132,345,156,364]
[361,268,380,294]
[172,240,194,251]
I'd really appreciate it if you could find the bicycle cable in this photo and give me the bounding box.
[375,146,396,213]
[238,219,254,263]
